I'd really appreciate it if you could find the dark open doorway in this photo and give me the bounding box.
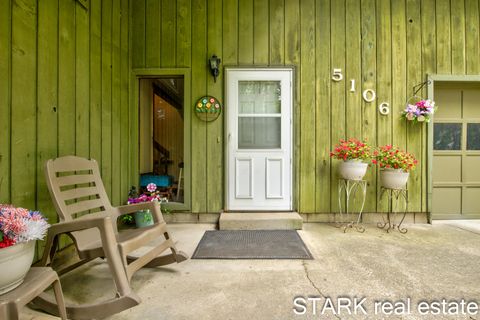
[139,77,185,204]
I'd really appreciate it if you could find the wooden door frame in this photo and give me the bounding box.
[224,67,295,211]
[130,68,191,211]
[427,74,480,222]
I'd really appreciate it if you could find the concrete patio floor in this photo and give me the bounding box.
[23,222,480,320]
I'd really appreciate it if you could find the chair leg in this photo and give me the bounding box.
[163,231,189,263]
[0,304,18,320]
[98,217,133,297]
[176,249,189,262]
[38,234,58,267]
[52,278,68,320]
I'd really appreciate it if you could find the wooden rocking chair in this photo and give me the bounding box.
[33,156,188,319]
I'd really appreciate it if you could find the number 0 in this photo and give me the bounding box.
[362,89,376,102]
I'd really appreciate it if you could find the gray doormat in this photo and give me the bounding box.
[192,230,313,259]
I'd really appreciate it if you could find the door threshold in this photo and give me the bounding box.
[223,210,295,213]
[219,211,302,230]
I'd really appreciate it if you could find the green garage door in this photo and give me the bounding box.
[432,85,480,219]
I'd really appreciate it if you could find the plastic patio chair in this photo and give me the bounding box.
[33,156,188,319]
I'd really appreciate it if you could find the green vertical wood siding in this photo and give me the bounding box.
[0,0,132,228]
[314,0,330,213]
[0,0,11,205]
[361,0,377,212]
[206,0,223,213]
[190,0,207,213]
[129,0,480,214]
[299,0,316,213]
[406,0,422,212]
[3,0,480,217]
[376,0,391,212]
[330,0,346,212]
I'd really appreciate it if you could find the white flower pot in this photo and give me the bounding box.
[0,240,35,295]
[380,169,409,189]
[338,160,368,181]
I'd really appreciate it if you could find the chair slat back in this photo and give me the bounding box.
[45,156,113,222]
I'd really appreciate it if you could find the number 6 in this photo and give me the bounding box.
[332,69,343,82]
[378,102,390,115]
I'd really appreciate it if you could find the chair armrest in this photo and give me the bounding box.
[47,215,112,238]
[41,214,129,276]
[114,202,164,224]
[115,202,157,215]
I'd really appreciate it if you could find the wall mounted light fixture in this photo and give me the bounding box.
[209,55,221,82]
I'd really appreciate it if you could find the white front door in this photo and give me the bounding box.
[226,68,293,211]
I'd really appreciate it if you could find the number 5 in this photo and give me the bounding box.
[332,69,343,82]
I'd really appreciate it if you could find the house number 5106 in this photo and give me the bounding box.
[331,68,390,115]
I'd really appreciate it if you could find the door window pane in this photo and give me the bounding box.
[239,81,281,114]
[238,117,281,149]
[434,123,462,150]
[467,123,480,150]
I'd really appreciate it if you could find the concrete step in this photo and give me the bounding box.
[219,212,303,230]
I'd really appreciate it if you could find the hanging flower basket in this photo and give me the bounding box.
[402,96,436,123]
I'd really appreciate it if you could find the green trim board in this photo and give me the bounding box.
[130,68,192,212]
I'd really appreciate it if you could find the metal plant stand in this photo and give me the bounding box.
[336,179,367,233]
[377,187,408,234]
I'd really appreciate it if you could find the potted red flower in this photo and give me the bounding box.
[330,138,372,181]
[373,145,418,189]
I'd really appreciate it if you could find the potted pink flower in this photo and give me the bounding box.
[0,205,49,294]
[330,138,372,181]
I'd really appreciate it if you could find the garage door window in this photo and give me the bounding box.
[434,123,462,150]
[467,123,480,150]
